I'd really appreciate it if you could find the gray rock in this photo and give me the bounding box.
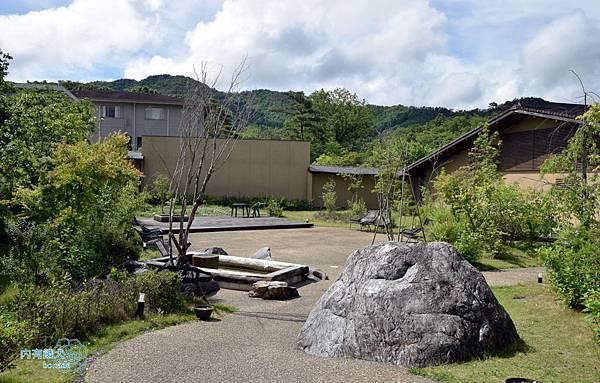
[297,242,519,367]
[251,246,272,260]
[249,281,299,300]
[204,247,228,255]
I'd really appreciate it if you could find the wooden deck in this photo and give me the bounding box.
[136,215,313,233]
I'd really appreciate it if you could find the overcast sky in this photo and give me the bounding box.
[1,0,599,109]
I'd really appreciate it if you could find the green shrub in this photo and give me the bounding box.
[322,178,337,213]
[8,270,186,345]
[421,201,484,263]
[0,310,29,373]
[147,174,171,212]
[135,270,184,313]
[539,228,600,309]
[349,199,367,218]
[8,134,142,283]
[583,288,600,340]
[267,199,284,217]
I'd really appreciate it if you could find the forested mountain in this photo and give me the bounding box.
[60,74,501,163]
[77,74,494,132]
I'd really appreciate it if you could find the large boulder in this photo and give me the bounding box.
[297,242,518,367]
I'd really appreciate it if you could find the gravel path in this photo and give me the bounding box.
[85,228,543,383]
[482,266,545,286]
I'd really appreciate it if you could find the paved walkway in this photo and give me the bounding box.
[85,227,543,383]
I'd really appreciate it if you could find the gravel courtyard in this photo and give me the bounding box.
[85,227,543,383]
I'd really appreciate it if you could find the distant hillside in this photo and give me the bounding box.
[83,74,495,133]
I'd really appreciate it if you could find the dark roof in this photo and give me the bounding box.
[309,164,379,176]
[500,98,587,120]
[12,82,79,100]
[309,164,405,177]
[71,89,183,105]
[406,99,587,175]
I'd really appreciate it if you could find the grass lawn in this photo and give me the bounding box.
[136,203,230,218]
[0,305,236,383]
[474,243,543,271]
[284,210,543,271]
[411,283,600,383]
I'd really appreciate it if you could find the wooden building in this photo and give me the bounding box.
[406,99,587,198]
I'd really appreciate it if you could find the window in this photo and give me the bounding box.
[101,105,121,118]
[145,106,165,120]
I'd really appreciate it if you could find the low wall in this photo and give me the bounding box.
[311,173,379,209]
[142,136,311,201]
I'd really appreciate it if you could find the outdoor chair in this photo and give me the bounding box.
[358,210,380,231]
[398,218,432,242]
[348,214,363,229]
[135,225,163,248]
[251,202,265,217]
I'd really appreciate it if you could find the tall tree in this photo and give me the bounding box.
[165,61,253,266]
[309,88,375,159]
[281,91,322,141]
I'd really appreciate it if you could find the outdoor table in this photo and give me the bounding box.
[231,203,250,217]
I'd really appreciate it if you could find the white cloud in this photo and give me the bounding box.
[124,0,450,104]
[0,0,159,81]
[518,10,600,102]
[3,0,600,108]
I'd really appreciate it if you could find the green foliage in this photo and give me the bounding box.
[0,88,95,202]
[433,125,507,259]
[266,199,283,217]
[58,80,111,91]
[429,125,555,261]
[539,228,600,310]
[0,310,29,373]
[537,104,600,334]
[339,173,364,207]
[0,50,12,96]
[420,201,483,263]
[349,199,367,218]
[309,88,376,159]
[322,178,337,212]
[390,114,489,153]
[7,270,185,346]
[313,140,362,166]
[126,85,159,94]
[583,288,600,340]
[9,134,142,282]
[541,103,600,230]
[147,174,171,213]
[281,91,323,141]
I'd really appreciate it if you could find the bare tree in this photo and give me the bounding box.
[165,60,253,266]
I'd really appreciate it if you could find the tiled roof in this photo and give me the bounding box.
[71,89,183,105]
[505,98,587,120]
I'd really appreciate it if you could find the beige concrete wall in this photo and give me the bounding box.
[142,136,311,200]
[502,172,565,191]
[311,173,379,209]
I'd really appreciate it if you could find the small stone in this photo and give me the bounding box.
[249,281,299,300]
[204,247,228,255]
[252,246,272,260]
